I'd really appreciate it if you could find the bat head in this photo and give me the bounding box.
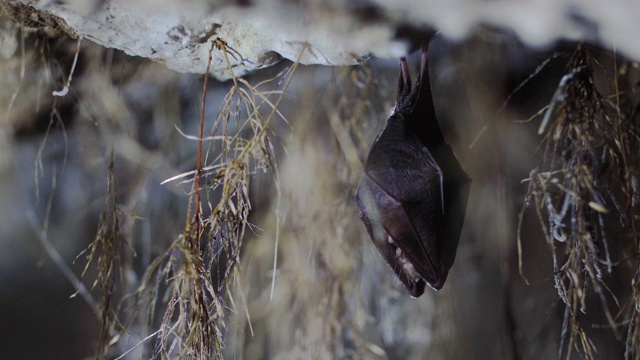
[355,183,428,297]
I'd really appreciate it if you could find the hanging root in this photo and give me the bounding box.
[521,43,640,359]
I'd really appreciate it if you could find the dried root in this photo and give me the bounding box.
[521,43,640,359]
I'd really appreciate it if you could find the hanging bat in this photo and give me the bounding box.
[355,39,471,297]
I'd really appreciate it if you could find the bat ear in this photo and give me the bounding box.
[396,57,412,106]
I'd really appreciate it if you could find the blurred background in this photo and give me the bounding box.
[1,2,639,359]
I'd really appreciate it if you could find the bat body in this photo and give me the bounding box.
[355,40,471,297]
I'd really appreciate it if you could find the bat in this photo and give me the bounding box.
[355,39,471,297]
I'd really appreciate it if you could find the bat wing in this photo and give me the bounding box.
[356,174,428,297]
[356,116,449,293]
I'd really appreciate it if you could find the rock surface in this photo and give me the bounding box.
[9,0,640,80]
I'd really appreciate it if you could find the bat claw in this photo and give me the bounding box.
[420,40,429,79]
[400,57,410,84]
[397,57,412,105]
